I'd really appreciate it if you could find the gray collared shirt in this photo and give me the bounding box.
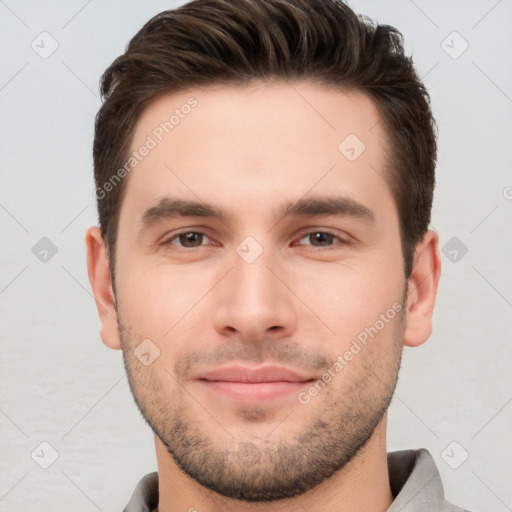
[123,449,471,511]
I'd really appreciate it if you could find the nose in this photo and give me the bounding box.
[212,251,298,342]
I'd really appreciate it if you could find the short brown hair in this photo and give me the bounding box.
[93,0,436,278]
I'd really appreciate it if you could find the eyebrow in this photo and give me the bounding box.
[140,195,374,229]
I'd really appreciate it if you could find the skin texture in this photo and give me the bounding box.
[86,81,441,512]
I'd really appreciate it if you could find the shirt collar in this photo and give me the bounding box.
[123,449,460,511]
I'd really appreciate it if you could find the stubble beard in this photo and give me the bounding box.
[119,308,405,502]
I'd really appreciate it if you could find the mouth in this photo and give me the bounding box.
[196,365,315,402]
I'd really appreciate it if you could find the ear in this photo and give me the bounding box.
[85,226,121,350]
[403,230,441,348]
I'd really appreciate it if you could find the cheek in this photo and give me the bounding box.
[290,256,404,342]
[116,260,218,339]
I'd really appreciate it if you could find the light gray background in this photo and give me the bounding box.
[1,0,511,510]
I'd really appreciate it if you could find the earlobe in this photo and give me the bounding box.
[85,226,122,350]
[403,230,441,348]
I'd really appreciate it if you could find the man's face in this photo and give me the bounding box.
[114,82,406,500]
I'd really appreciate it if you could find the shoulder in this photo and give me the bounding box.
[387,449,474,512]
[123,472,159,512]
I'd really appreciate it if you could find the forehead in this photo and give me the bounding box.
[122,81,394,222]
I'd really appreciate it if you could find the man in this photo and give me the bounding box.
[86,0,468,510]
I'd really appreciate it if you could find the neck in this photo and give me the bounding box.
[154,414,393,512]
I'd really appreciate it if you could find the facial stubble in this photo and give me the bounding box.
[119,304,405,502]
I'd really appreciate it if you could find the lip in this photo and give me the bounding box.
[198,365,312,383]
[196,365,314,402]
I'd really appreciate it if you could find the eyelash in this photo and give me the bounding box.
[161,229,350,251]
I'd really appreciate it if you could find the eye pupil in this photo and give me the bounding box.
[179,232,202,247]
[311,232,334,246]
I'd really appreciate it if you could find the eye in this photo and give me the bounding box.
[296,231,346,248]
[165,231,211,248]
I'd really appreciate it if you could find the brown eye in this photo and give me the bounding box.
[169,232,206,247]
[298,232,337,247]
[181,232,203,247]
